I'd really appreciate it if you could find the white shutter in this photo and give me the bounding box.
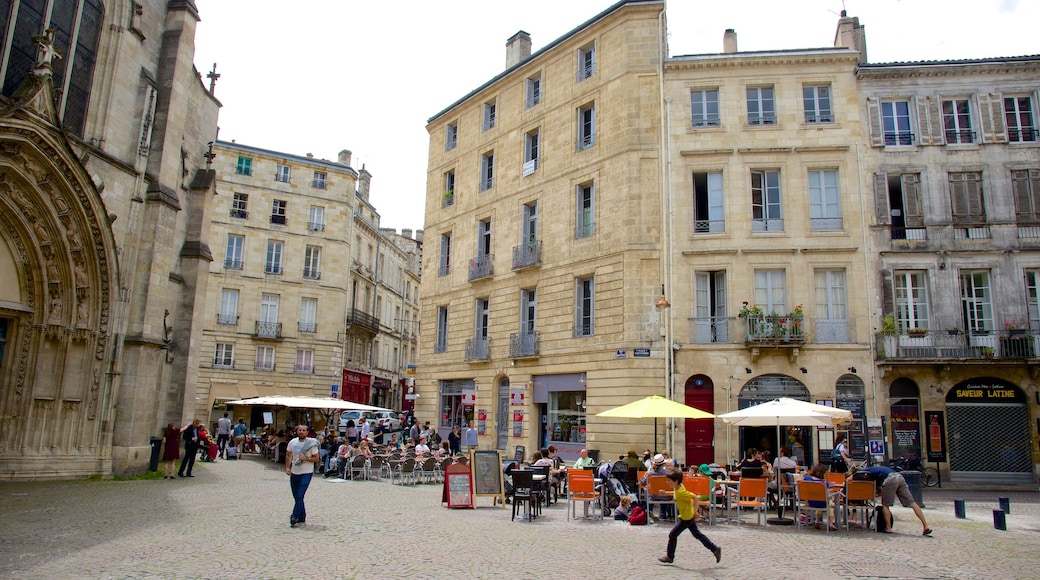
[902,174,923,227]
[866,98,883,147]
[707,172,724,231]
[978,93,1007,143]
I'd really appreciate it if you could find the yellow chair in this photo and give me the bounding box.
[567,470,602,521]
[733,477,768,527]
[796,480,834,533]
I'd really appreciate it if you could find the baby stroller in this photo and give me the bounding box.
[600,460,636,517]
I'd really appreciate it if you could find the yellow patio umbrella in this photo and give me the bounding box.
[596,395,715,454]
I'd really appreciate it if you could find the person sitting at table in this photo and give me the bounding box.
[642,449,654,470]
[357,438,373,458]
[625,450,643,470]
[802,463,838,530]
[640,454,674,521]
[759,450,774,481]
[533,449,556,483]
[436,441,452,458]
[414,436,431,457]
[690,463,718,519]
[769,446,799,493]
[573,448,595,469]
[737,448,763,479]
[387,433,400,451]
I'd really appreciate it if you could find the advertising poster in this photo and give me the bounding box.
[924,411,947,462]
[477,409,487,436]
[512,410,524,437]
[890,404,920,459]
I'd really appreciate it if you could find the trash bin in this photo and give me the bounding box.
[901,470,925,508]
[148,437,163,472]
[587,449,599,462]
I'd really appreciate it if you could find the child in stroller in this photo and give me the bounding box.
[600,459,637,516]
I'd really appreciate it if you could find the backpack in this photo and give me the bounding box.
[874,506,890,533]
[224,445,238,459]
[629,505,647,525]
[831,447,843,460]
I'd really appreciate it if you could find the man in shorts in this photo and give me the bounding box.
[855,465,932,536]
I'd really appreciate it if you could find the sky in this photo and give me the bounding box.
[193,0,1038,233]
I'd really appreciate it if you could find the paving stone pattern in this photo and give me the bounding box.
[0,457,1038,579]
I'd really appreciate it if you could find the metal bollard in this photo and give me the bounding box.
[998,497,1010,514]
[954,499,966,519]
[993,509,1007,531]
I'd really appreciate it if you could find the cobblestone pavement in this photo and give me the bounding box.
[0,456,1037,579]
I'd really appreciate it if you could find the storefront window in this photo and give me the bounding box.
[440,379,474,430]
[548,390,586,444]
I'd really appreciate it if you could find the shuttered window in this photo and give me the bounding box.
[948,172,985,225]
[1012,169,1040,224]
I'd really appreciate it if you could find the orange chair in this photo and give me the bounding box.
[825,472,847,487]
[567,469,602,521]
[684,474,715,525]
[843,480,877,530]
[647,475,676,523]
[733,477,768,527]
[796,480,833,533]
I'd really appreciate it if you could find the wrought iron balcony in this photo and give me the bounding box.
[744,314,805,345]
[347,309,380,334]
[509,331,539,358]
[229,209,248,219]
[468,253,493,281]
[465,337,490,361]
[303,268,321,280]
[512,240,542,270]
[217,314,239,325]
[298,321,317,333]
[254,321,282,339]
[224,259,243,270]
[884,131,915,146]
[877,329,1038,361]
[307,221,325,232]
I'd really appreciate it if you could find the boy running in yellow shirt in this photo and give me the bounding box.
[659,470,722,565]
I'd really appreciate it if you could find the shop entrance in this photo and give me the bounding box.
[946,377,1032,483]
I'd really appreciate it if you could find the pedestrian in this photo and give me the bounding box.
[359,417,371,441]
[831,433,850,473]
[178,419,200,478]
[464,420,478,452]
[161,423,179,479]
[216,412,232,458]
[658,470,722,565]
[409,420,419,445]
[232,418,248,454]
[448,425,461,455]
[851,465,932,535]
[285,424,320,528]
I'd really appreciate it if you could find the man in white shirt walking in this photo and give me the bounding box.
[285,425,319,528]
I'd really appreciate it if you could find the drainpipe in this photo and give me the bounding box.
[855,143,880,418]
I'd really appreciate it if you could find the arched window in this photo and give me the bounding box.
[1,0,104,137]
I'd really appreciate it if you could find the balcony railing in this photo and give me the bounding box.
[465,337,490,361]
[254,321,282,339]
[347,309,380,334]
[468,253,493,281]
[307,221,325,232]
[303,268,321,280]
[744,314,805,345]
[254,362,275,371]
[509,331,539,358]
[229,209,248,219]
[298,321,317,333]
[270,214,287,225]
[264,264,283,275]
[224,259,243,270]
[512,240,542,270]
[693,220,725,234]
[1008,127,1038,142]
[884,131,915,146]
[945,129,976,144]
[878,329,1038,361]
[217,314,239,325]
[294,364,314,374]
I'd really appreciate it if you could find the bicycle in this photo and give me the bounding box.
[888,456,940,487]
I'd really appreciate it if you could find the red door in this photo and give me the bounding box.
[684,375,715,466]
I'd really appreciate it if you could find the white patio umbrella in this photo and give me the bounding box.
[224,396,390,427]
[717,398,852,522]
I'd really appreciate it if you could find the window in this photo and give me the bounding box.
[225,235,244,269]
[271,200,287,225]
[577,42,595,81]
[751,170,783,231]
[303,246,321,280]
[575,277,594,337]
[312,170,327,189]
[295,349,314,373]
[1013,169,1040,224]
[483,99,497,131]
[218,289,239,325]
[265,240,283,275]
[275,165,291,183]
[213,343,234,368]
[942,99,974,144]
[260,293,280,323]
[1,1,103,137]
[255,346,276,371]
[746,86,776,125]
[480,151,494,191]
[523,128,539,174]
[1025,271,1040,330]
[693,172,724,233]
[521,289,537,334]
[436,306,448,353]
[814,269,848,343]
[694,271,728,343]
[949,172,985,225]
[577,102,595,149]
[444,170,455,204]
[477,218,492,258]
[893,271,929,332]
[235,156,253,176]
[576,182,595,238]
[308,206,325,231]
[881,100,914,145]
[808,169,842,231]
[299,298,317,333]
[438,233,452,276]
[523,201,539,244]
[803,85,832,123]
[960,271,993,333]
[1004,96,1036,142]
[876,172,924,240]
[469,298,489,360]
[445,122,458,151]
[753,270,787,314]
[526,73,542,108]
[691,89,720,127]
[231,193,248,219]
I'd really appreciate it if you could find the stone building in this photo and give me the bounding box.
[858,55,1040,482]
[0,1,220,478]
[198,142,423,430]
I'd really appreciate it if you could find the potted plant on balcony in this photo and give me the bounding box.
[981,346,995,359]
[1004,320,1027,336]
[906,327,929,338]
[879,315,898,357]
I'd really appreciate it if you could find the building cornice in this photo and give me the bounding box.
[857,57,1040,80]
[666,49,859,72]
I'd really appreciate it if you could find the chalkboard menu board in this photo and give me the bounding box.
[444,462,473,509]
[471,449,504,504]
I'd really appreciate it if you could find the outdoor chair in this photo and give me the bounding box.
[796,480,834,534]
[391,458,417,485]
[348,455,369,480]
[566,470,601,521]
[843,480,877,531]
[646,475,676,523]
[684,474,715,525]
[733,477,768,527]
[511,470,537,521]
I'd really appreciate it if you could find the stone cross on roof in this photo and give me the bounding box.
[206,63,220,94]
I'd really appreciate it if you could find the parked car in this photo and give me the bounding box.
[338,410,378,433]
[371,411,402,432]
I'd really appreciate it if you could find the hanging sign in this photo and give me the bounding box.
[510,388,525,406]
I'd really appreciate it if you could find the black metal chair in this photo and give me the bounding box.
[511,470,537,521]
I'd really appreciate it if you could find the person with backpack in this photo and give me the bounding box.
[831,434,850,473]
[658,471,722,565]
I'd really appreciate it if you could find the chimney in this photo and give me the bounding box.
[833,11,867,64]
[505,31,532,69]
[358,164,371,202]
[415,229,424,243]
[723,29,737,53]
[338,149,352,166]
[402,228,413,240]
